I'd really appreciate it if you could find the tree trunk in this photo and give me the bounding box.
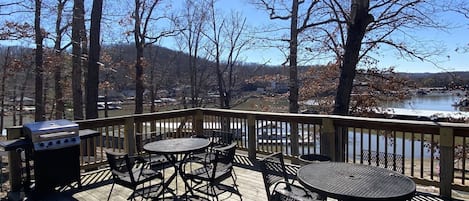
[34,0,45,121]
[135,45,144,114]
[333,0,373,115]
[43,77,49,118]
[134,0,144,114]
[54,62,64,119]
[19,69,31,125]
[54,0,66,119]
[86,0,103,119]
[289,0,299,114]
[72,0,84,120]
[12,87,17,126]
[80,0,88,112]
[0,48,10,131]
[149,46,156,113]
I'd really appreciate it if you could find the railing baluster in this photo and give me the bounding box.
[360,127,364,164]
[421,133,425,178]
[402,131,406,174]
[353,127,356,164]
[411,132,415,177]
[376,129,380,167]
[430,133,435,180]
[384,130,388,169]
[368,128,371,165]
[393,131,397,172]
[313,124,317,155]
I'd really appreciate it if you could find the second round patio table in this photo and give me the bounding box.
[297,162,416,201]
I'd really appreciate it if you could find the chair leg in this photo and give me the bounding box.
[107,183,115,201]
[212,185,219,201]
[232,175,242,200]
[127,186,138,200]
[206,182,211,200]
[230,170,242,200]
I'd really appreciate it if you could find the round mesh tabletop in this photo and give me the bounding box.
[297,162,416,200]
[143,138,210,154]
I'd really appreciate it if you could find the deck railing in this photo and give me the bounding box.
[7,107,469,198]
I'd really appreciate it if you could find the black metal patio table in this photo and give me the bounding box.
[297,162,416,201]
[143,138,211,199]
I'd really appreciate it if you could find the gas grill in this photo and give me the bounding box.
[23,119,82,192]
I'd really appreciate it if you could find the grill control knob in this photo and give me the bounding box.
[56,140,61,144]
[48,141,53,146]
[71,138,76,142]
[39,142,45,147]
[64,139,69,143]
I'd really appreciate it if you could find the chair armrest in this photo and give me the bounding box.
[129,155,147,164]
[212,144,231,152]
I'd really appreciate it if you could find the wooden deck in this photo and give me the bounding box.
[11,153,463,201]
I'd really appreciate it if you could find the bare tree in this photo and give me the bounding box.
[205,1,249,109]
[86,0,103,119]
[257,0,449,116]
[177,0,211,108]
[34,0,45,121]
[314,0,446,115]
[147,44,177,113]
[255,0,327,113]
[72,0,85,120]
[131,0,178,114]
[0,47,11,131]
[51,0,71,119]
[332,0,373,115]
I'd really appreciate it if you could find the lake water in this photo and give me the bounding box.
[344,91,467,159]
[385,91,465,112]
[294,92,467,158]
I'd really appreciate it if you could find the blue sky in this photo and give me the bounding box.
[1,0,468,73]
[212,0,469,73]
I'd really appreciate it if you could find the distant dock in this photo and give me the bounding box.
[376,107,469,122]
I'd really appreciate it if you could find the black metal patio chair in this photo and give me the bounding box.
[298,154,331,166]
[259,152,321,201]
[191,130,235,163]
[105,151,165,201]
[181,142,242,201]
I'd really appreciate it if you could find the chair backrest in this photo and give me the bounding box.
[214,142,237,163]
[211,130,234,146]
[105,151,136,186]
[259,152,291,199]
[211,142,237,177]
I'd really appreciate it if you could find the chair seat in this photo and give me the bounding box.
[144,154,171,171]
[114,167,162,184]
[185,163,232,181]
[273,182,320,201]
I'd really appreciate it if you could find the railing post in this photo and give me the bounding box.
[194,109,204,135]
[321,118,336,161]
[124,117,136,156]
[439,127,454,198]
[7,127,23,193]
[247,114,257,159]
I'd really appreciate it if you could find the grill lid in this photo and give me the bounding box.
[24,119,78,135]
[23,120,80,151]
